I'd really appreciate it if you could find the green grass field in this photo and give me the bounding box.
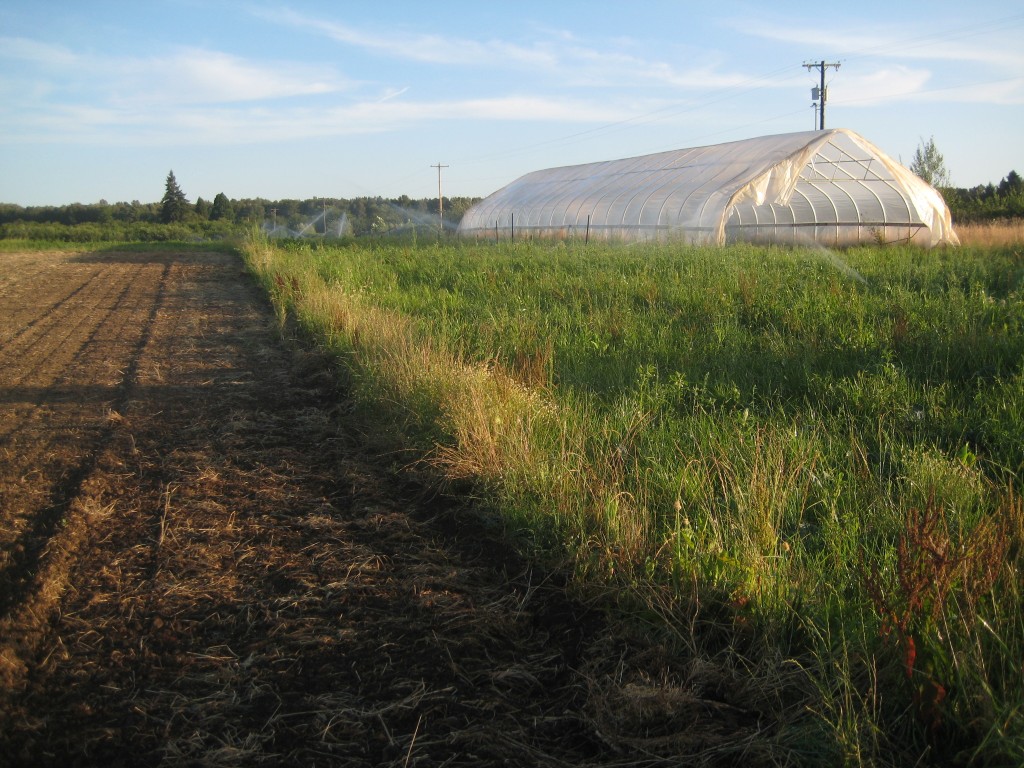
[244,233,1024,766]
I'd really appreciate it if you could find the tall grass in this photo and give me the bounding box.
[955,219,1024,247]
[244,233,1024,765]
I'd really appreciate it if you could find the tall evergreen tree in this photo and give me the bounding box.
[161,170,190,223]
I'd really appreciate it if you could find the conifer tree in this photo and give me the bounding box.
[160,170,190,223]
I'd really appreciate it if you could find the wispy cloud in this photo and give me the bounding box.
[0,25,647,148]
[0,36,81,68]
[839,73,1024,107]
[260,8,558,68]
[0,37,351,106]
[258,7,788,94]
[828,66,934,106]
[729,19,1024,69]
[154,48,346,103]
[0,92,628,146]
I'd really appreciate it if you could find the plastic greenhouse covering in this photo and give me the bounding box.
[457,129,959,247]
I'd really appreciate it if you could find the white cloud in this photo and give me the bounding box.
[260,8,789,94]
[909,77,1024,106]
[0,36,80,68]
[263,8,558,68]
[119,48,348,105]
[1,37,351,109]
[0,92,628,146]
[832,67,1024,107]
[729,19,1024,69]
[830,66,933,106]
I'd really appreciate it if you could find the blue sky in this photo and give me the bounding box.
[1,0,1022,206]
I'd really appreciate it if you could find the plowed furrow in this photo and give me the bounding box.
[0,257,170,616]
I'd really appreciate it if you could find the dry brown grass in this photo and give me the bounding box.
[954,219,1024,247]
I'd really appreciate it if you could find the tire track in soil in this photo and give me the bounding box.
[0,250,769,767]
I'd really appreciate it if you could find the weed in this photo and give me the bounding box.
[863,495,1008,738]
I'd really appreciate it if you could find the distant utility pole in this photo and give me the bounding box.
[804,60,840,130]
[431,162,449,229]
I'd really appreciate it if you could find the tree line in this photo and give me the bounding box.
[2,164,1021,243]
[942,171,1023,222]
[0,170,480,241]
[910,137,1022,222]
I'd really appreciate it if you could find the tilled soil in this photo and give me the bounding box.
[0,250,766,767]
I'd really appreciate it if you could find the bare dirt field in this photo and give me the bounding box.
[0,250,763,767]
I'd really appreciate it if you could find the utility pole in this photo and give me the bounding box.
[431,162,449,230]
[323,198,327,235]
[804,60,840,130]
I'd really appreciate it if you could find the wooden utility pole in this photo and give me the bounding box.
[431,162,449,229]
[804,60,840,130]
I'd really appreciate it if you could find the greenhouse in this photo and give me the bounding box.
[458,128,959,247]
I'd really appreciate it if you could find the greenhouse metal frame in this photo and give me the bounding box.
[458,129,959,247]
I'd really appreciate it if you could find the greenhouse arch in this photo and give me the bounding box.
[457,129,959,247]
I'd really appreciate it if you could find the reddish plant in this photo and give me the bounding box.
[863,496,1006,733]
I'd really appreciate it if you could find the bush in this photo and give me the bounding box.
[0,220,242,243]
